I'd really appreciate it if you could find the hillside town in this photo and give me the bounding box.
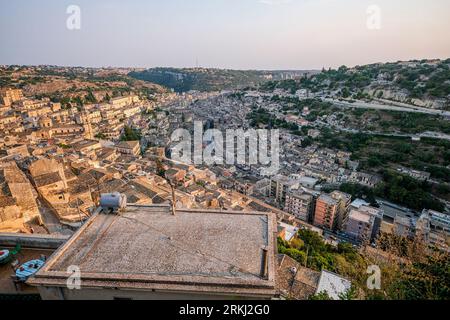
[0,63,449,301]
[0,82,450,242]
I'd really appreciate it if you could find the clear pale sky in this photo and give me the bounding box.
[1,0,449,70]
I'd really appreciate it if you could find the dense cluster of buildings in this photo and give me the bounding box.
[0,88,153,232]
[0,88,311,235]
[171,91,448,250]
[265,174,383,244]
[0,161,41,233]
[0,83,448,300]
[1,88,146,141]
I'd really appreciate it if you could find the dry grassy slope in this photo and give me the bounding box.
[23,77,167,96]
[0,67,168,96]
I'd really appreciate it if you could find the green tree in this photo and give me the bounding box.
[85,90,97,104]
[338,285,358,300]
[341,87,351,98]
[121,126,142,141]
[309,291,332,300]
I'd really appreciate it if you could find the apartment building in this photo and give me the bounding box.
[110,95,140,108]
[19,98,50,110]
[34,125,85,139]
[416,209,450,251]
[101,108,123,121]
[116,140,141,156]
[313,194,339,230]
[330,191,352,231]
[270,175,299,205]
[344,206,383,244]
[0,114,17,126]
[0,88,23,106]
[100,124,124,140]
[50,110,70,124]
[253,178,271,197]
[123,105,142,118]
[24,106,52,118]
[394,216,417,238]
[75,110,102,124]
[284,191,313,222]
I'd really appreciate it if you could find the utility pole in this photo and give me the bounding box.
[76,197,82,223]
[166,178,177,216]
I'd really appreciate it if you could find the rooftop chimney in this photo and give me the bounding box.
[260,247,269,279]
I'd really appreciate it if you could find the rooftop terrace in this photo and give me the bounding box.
[29,204,277,298]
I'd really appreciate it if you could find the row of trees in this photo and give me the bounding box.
[332,177,445,213]
[374,170,445,212]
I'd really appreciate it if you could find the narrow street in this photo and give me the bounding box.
[36,198,74,237]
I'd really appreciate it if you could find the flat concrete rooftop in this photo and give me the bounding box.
[29,205,277,297]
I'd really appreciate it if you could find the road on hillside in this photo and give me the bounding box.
[323,98,450,117]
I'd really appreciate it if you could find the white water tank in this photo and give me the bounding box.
[100,193,127,211]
